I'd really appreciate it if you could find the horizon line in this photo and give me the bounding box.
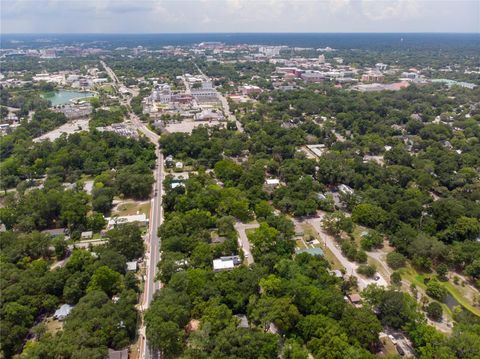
[2,31,479,35]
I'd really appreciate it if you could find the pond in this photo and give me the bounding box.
[443,293,461,310]
[42,90,94,106]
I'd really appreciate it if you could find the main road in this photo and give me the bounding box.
[100,61,163,359]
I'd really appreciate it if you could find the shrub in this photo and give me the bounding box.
[357,264,376,278]
[426,280,447,301]
[386,252,406,269]
[426,301,443,321]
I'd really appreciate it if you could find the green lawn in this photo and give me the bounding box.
[399,267,480,317]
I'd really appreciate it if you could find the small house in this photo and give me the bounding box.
[54,304,74,321]
[213,255,241,272]
[81,231,93,239]
[348,293,362,306]
[126,261,138,272]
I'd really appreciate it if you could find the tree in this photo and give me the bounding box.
[436,263,448,281]
[386,252,406,270]
[357,264,376,278]
[87,266,122,297]
[341,306,382,351]
[214,159,243,185]
[426,280,447,301]
[352,203,387,228]
[249,296,300,333]
[321,211,354,236]
[107,224,144,261]
[200,299,235,334]
[212,327,279,359]
[390,272,402,286]
[465,259,480,280]
[377,290,416,329]
[248,223,280,256]
[360,230,383,251]
[86,212,107,232]
[426,301,443,321]
[255,200,274,220]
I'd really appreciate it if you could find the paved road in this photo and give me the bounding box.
[101,61,163,359]
[131,113,164,359]
[234,222,258,265]
[101,60,119,84]
[305,214,388,290]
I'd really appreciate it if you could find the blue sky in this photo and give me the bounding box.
[1,0,479,33]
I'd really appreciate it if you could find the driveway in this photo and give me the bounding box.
[304,214,388,290]
[234,222,258,265]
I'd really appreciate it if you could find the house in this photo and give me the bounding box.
[54,304,74,321]
[306,144,326,157]
[42,228,67,238]
[348,293,362,305]
[81,231,93,239]
[175,161,184,169]
[265,178,280,186]
[295,248,324,257]
[211,236,228,244]
[108,349,129,359]
[126,261,138,272]
[106,214,148,229]
[235,314,249,328]
[338,184,354,195]
[213,255,241,272]
[317,193,327,201]
[331,269,343,278]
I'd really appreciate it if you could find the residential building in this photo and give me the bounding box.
[54,304,74,321]
[213,255,241,272]
[106,214,148,229]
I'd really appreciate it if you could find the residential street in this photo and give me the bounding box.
[304,214,389,290]
[234,222,259,265]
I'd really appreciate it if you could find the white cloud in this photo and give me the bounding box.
[361,0,420,21]
[0,0,477,33]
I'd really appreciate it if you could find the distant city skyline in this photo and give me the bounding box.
[1,0,479,34]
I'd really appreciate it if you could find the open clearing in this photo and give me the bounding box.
[112,201,151,217]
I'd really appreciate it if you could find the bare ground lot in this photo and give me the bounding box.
[34,118,89,142]
[165,119,225,134]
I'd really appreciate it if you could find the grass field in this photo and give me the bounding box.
[399,267,480,317]
[113,201,151,217]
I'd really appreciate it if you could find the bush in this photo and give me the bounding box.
[426,301,443,321]
[356,250,368,263]
[426,280,447,301]
[391,271,402,286]
[341,240,358,261]
[360,230,384,251]
[436,263,448,281]
[386,252,406,269]
[357,264,376,278]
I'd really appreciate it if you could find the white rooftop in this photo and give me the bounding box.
[213,258,235,271]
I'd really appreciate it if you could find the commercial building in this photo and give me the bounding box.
[301,71,325,83]
[362,71,384,83]
[150,84,172,104]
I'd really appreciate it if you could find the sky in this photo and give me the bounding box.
[1,0,479,34]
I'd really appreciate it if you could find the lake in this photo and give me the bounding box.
[42,90,94,106]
